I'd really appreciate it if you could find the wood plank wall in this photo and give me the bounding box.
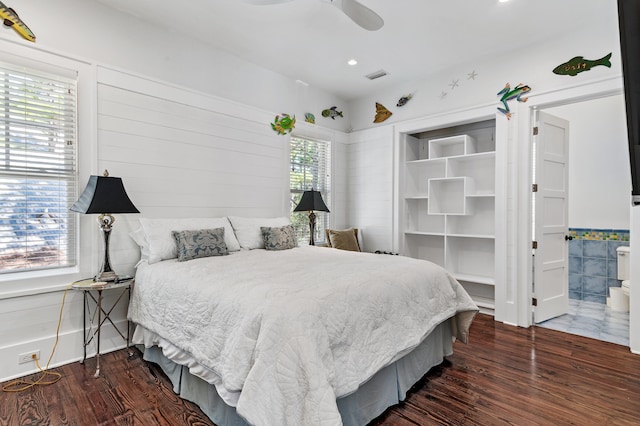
[97,68,290,276]
[346,127,395,252]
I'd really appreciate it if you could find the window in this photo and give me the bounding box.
[0,61,77,274]
[290,136,331,244]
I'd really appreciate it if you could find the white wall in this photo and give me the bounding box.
[346,3,620,132]
[344,127,395,252]
[546,95,630,230]
[15,0,348,133]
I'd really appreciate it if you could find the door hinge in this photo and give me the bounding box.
[532,297,538,306]
[532,183,538,192]
[533,126,539,136]
[532,241,538,249]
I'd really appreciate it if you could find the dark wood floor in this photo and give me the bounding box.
[2,314,639,425]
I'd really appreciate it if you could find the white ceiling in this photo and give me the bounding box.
[95,0,613,101]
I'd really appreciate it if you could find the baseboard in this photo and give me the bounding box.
[0,319,130,383]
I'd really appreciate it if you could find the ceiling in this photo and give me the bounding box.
[95,0,613,101]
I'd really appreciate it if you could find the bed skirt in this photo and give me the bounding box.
[138,318,453,426]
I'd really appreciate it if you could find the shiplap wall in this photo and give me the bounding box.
[345,127,395,252]
[97,67,293,276]
[97,67,351,274]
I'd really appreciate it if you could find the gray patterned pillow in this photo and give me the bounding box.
[261,225,298,251]
[172,228,228,261]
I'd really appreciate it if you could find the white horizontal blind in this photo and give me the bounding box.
[0,62,77,274]
[290,136,331,244]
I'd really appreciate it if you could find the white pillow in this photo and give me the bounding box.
[228,216,290,249]
[129,227,150,260]
[139,217,241,264]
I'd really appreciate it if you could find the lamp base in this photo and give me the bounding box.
[96,214,118,282]
[94,270,118,282]
[308,211,317,246]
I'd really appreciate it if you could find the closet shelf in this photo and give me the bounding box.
[472,296,496,313]
[447,233,495,239]
[406,158,445,166]
[452,273,496,286]
[466,193,495,198]
[405,231,445,237]
[400,123,500,317]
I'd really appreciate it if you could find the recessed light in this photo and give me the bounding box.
[347,59,358,66]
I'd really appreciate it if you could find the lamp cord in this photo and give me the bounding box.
[1,283,73,393]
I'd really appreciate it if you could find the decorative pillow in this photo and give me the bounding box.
[172,228,228,262]
[261,225,298,251]
[129,227,150,260]
[327,228,361,252]
[228,216,290,249]
[139,217,241,264]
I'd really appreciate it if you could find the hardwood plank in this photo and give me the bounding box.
[2,314,639,425]
[375,315,640,425]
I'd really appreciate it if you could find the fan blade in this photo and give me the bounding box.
[339,0,384,31]
[243,0,293,4]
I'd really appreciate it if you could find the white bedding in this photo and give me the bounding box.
[128,246,478,426]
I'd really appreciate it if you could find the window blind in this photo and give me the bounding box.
[0,62,77,274]
[290,136,331,244]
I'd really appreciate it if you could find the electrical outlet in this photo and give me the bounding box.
[18,350,40,364]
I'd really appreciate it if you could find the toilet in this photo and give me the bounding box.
[610,246,631,312]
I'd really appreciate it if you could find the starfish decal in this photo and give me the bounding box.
[439,91,448,99]
[467,70,478,80]
[449,79,460,90]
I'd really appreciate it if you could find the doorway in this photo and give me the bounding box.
[533,93,631,346]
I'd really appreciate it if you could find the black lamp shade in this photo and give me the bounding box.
[293,189,330,213]
[70,175,139,214]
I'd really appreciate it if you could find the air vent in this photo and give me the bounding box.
[365,69,388,80]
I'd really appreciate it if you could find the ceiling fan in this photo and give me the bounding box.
[243,0,384,31]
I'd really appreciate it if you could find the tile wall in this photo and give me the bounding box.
[568,228,630,304]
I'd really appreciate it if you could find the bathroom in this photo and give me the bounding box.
[537,93,631,346]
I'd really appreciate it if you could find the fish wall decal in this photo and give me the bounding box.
[396,93,413,107]
[373,102,392,123]
[321,106,343,120]
[553,53,612,76]
[496,83,531,120]
[0,1,35,42]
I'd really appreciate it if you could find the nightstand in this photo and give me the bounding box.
[72,278,134,378]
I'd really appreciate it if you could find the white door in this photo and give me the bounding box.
[533,111,570,323]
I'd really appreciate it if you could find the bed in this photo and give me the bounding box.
[127,217,478,426]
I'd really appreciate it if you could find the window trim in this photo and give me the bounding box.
[0,38,97,295]
[289,134,332,245]
[0,62,79,276]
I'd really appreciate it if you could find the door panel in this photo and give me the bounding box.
[534,111,570,323]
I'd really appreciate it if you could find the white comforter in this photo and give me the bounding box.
[128,246,477,426]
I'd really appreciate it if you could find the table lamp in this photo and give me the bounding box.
[293,189,330,245]
[70,170,139,282]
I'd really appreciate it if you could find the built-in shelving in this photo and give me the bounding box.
[399,120,500,315]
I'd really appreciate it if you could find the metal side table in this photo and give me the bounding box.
[72,278,133,378]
